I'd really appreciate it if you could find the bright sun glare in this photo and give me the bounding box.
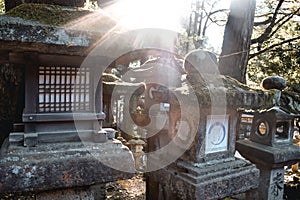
[106,0,189,31]
[101,0,236,52]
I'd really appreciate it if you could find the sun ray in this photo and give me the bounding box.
[103,0,189,31]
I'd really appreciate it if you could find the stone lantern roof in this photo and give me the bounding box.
[102,73,146,95]
[128,137,146,145]
[0,3,117,56]
[167,73,300,115]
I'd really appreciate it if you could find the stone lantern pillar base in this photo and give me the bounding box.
[147,157,259,200]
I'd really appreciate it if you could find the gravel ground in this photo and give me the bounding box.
[105,174,146,200]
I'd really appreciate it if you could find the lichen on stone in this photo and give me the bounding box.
[5,3,92,26]
[279,90,300,115]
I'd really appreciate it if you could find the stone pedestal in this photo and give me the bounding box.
[147,156,259,200]
[237,139,300,200]
[0,140,134,197]
[255,167,284,200]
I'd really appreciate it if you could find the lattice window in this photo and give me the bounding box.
[38,66,90,112]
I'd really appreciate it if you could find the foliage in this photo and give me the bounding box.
[247,0,300,85]
[0,0,4,14]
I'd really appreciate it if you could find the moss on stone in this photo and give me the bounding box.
[0,0,4,14]
[5,3,91,26]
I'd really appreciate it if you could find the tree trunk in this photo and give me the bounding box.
[218,0,256,83]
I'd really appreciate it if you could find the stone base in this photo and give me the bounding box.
[147,158,259,200]
[0,140,135,194]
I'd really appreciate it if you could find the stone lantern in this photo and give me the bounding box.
[147,50,260,200]
[237,85,300,199]
[250,107,294,146]
[128,136,146,171]
[0,5,135,198]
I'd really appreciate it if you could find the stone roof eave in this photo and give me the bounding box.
[0,14,115,56]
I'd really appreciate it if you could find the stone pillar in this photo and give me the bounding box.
[244,167,286,200]
[256,167,285,200]
[238,139,300,200]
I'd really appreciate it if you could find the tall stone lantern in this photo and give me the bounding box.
[147,50,261,200]
[0,5,135,198]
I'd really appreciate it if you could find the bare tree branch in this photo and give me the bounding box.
[249,36,300,59]
[254,17,272,26]
[251,0,284,44]
[204,8,228,32]
[207,8,229,16]
[268,7,300,39]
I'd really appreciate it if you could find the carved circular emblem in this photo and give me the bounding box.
[208,121,226,145]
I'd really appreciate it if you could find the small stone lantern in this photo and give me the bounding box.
[237,109,300,199]
[237,79,300,199]
[128,136,146,171]
[250,107,294,146]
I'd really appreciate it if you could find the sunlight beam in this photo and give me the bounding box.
[105,0,189,31]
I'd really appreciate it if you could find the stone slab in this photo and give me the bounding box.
[0,140,135,194]
[236,139,300,168]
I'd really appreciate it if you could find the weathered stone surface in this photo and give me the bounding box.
[279,90,300,115]
[175,74,274,108]
[0,140,135,194]
[237,139,300,200]
[159,73,300,117]
[184,49,218,75]
[148,157,259,200]
[23,0,85,7]
[261,75,287,91]
[237,140,300,168]
[0,4,116,56]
